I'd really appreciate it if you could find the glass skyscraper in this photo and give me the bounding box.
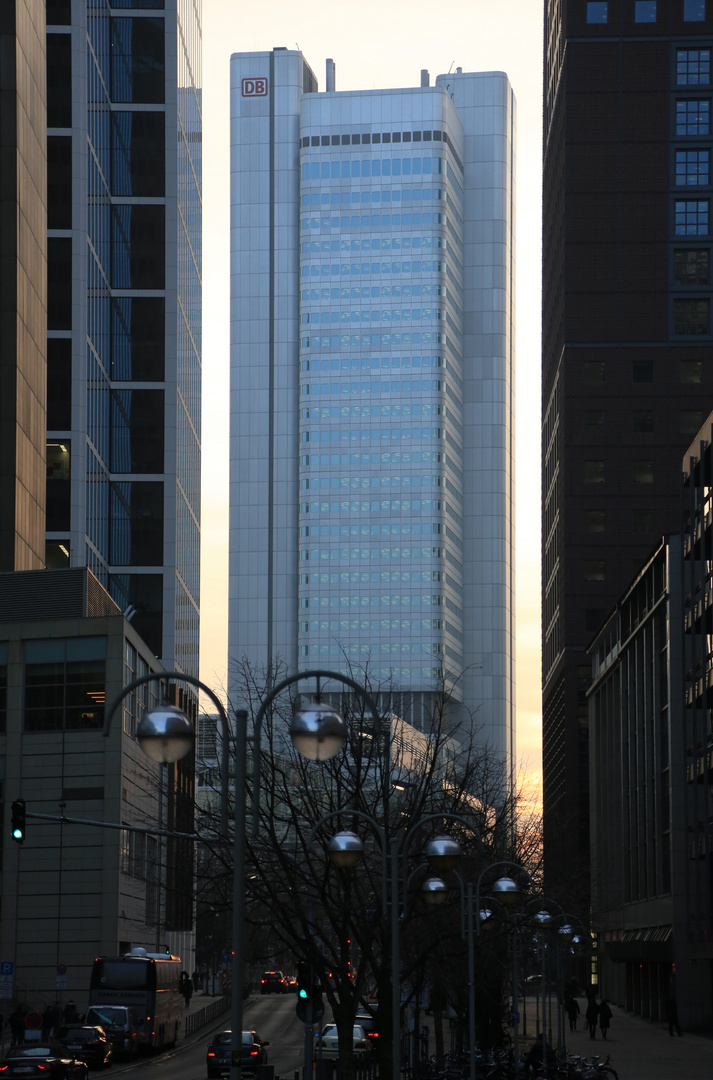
[229,51,514,756]
[45,0,201,676]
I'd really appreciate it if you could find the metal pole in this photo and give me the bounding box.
[230,709,248,1080]
[391,838,400,1080]
[467,884,475,1080]
[512,929,519,1064]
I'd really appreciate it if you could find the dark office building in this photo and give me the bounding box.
[542,0,713,894]
[45,1,202,676]
[0,0,47,571]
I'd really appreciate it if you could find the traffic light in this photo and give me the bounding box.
[295,963,310,1002]
[295,963,323,1023]
[11,799,26,844]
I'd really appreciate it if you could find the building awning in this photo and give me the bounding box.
[605,926,673,963]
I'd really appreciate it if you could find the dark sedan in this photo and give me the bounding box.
[206,1030,269,1078]
[0,1043,89,1079]
[55,1026,112,1069]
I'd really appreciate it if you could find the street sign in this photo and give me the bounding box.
[57,963,67,976]
[56,976,68,990]
[0,961,14,1000]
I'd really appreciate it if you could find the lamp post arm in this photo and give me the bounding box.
[399,811,484,889]
[103,670,231,836]
[248,669,383,839]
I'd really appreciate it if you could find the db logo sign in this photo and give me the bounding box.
[242,77,268,97]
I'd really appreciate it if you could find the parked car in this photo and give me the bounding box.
[315,1024,369,1061]
[260,970,287,994]
[355,1011,379,1046]
[55,1025,112,1069]
[206,1030,270,1078]
[0,1043,89,1079]
[84,1006,140,1059]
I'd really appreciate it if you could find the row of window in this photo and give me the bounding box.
[587,1,706,24]
[302,355,445,373]
[301,474,444,490]
[300,546,444,562]
[302,332,446,349]
[302,381,442,399]
[302,157,445,181]
[302,235,444,254]
[302,427,444,443]
[584,455,696,484]
[301,260,444,278]
[580,359,708,383]
[676,99,710,135]
[303,129,449,148]
[302,212,444,230]
[301,451,446,467]
[301,522,443,537]
[302,187,443,206]
[302,285,443,301]
[301,619,445,633]
[302,570,443,583]
[301,498,444,514]
[584,510,656,533]
[301,594,443,608]
[302,307,444,325]
[299,641,446,655]
[304,404,444,419]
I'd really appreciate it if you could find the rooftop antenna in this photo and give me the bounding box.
[447,61,456,74]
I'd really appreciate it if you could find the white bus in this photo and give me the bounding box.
[89,950,183,1052]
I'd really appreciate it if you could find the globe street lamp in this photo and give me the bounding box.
[104,668,373,1080]
[311,810,482,1080]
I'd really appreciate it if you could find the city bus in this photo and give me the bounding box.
[89,949,183,1052]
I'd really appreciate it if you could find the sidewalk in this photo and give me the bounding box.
[527,996,713,1080]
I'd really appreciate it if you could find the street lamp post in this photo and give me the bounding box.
[323,812,479,1080]
[103,668,362,1080]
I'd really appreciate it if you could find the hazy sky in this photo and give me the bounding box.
[199,0,544,781]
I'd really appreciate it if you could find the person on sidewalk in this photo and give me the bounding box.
[565,994,580,1032]
[585,997,600,1039]
[599,999,612,1039]
[667,993,682,1037]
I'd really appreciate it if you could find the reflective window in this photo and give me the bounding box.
[111,390,165,473]
[112,205,165,288]
[676,49,711,85]
[111,112,165,196]
[111,297,165,381]
[681,359,704,381]
[675,199,709,233]
[47,0,71,23]
[110,574,163,657]
[48,238,72,330]
[680,409,705,431]
[47,34,72,126]
[674,248,709,282]
[674,297,710,332]
[47,339,72,430]
[584,410,605,430]
[675,99,710,135]
[111,17,165,103]
[24,637,106,732]
[633,461,654,483]
[635,0,656,18]
[584,461,605,483]
[45,541,70,569]
[46,441,71,531]
[110,481,164,565]
[633,510,655,532]
[586,2,608,22]
[633,410,655,432]
[585,560,606,581]
[584,511,605,533]
[48,137,72,228]
[632,361,654,382]
[675,148,710,185]
[683,0,706,21]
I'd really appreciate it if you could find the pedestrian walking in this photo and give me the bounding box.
[9,1006,25,1048]
[666,992,682,1037]
[180,971,193,1007]
[599,999,612,1039]
[63,1000,79,1024]
[585,997,600,1040]
[565,994,580,1032]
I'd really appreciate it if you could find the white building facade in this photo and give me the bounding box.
[229,51,515,759]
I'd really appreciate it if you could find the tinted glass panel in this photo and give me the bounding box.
[47,339,72,430]
[47,34,72,127]
[674,249,709,283]
[110,481,163,565]
[112,205,165,288]
[109,574,163,657]
[46,441,71,531]
[111,112,165,196]
[47,0,71,23]
[48,137,72,228]
[111,18,165,104]
[48,238,72,330]
[111,298,165,380]
[111,390,164,473]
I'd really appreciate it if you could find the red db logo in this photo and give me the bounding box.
[242,77,268,97]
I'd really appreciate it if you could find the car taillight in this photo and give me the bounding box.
[250,1050,259,1056]
[208,1049,216,1057]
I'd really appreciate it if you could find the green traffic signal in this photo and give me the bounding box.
[298,987,308,999]
[11,799,26,844]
